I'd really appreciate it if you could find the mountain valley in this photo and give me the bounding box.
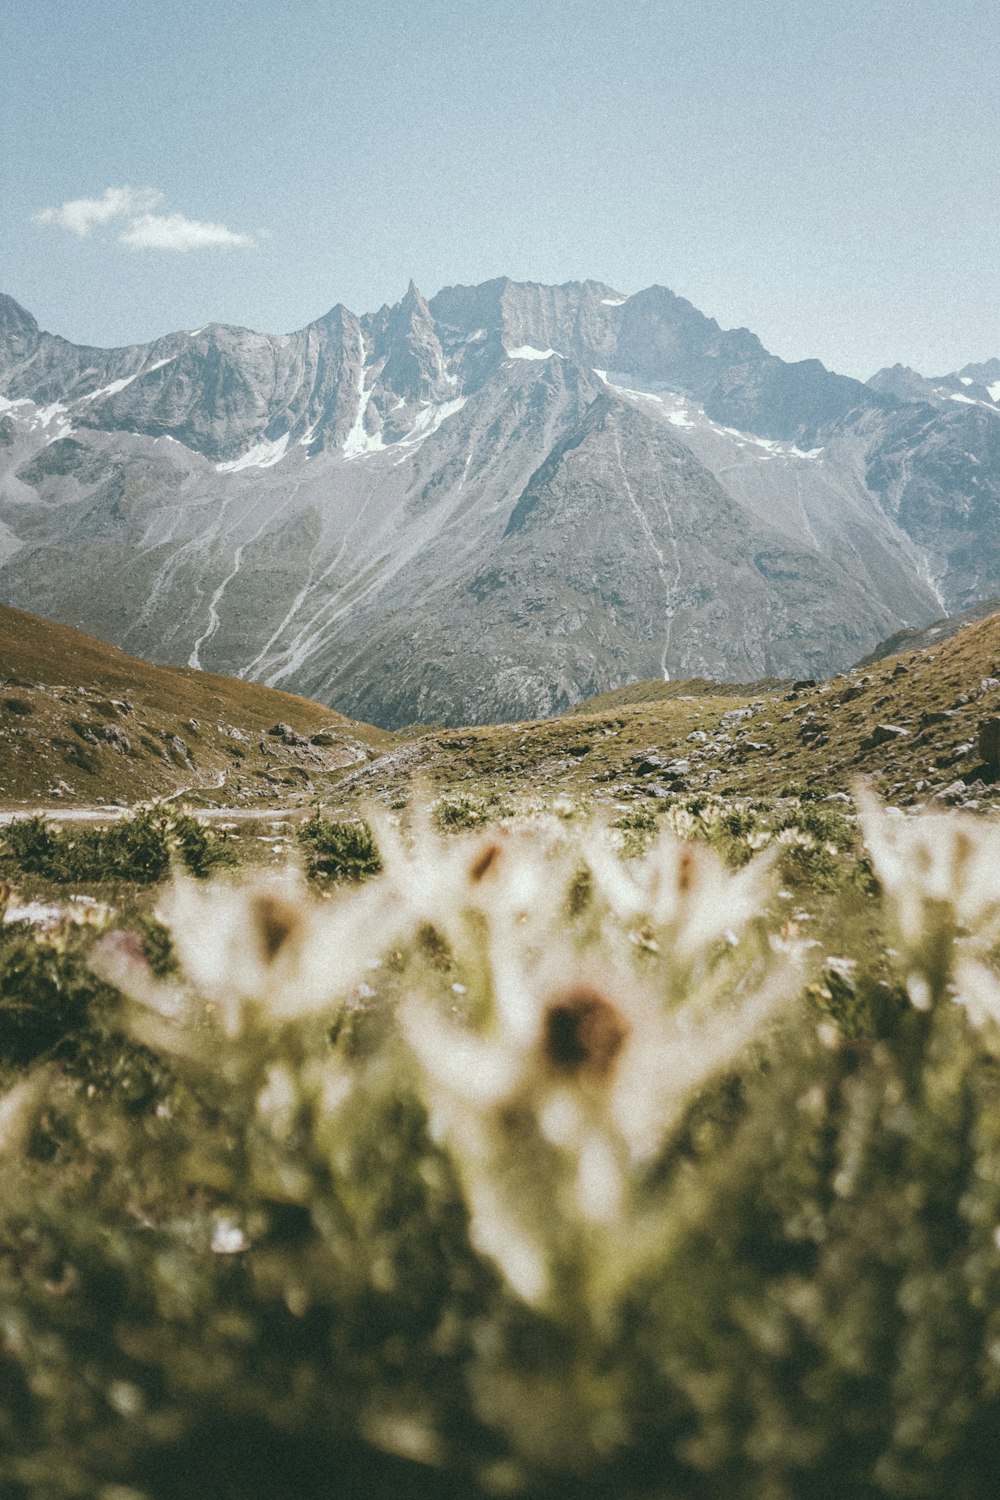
[5,595,1000,823]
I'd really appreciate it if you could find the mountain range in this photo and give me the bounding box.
[2,279,999,727]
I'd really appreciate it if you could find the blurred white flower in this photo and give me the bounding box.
[0,1073,49,1156]
[90,805,800,1311]
[857,786,1000,1008]
[401,826,799,1305]
[581,827,776,992]
[95,868,415,1044]
[954,959,1000,1036]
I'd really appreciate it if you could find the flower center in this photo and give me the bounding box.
[251,892,302,961]
[542,987,630,1080]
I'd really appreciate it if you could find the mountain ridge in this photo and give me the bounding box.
[2,278,999,727]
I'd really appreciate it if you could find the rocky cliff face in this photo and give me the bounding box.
[0,279,996,726]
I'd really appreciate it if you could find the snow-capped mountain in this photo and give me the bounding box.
[1,279,998,725]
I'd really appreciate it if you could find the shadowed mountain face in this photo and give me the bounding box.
[1,279,997,727]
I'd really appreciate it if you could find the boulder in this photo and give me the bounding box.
[978,717,1000,769]
[268,722,309,746]
[920,709,956,726]
[934,780,971,804]
[860,723,910,750]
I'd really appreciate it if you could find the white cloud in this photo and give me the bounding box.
[119,212,253,251]
[33,185,254,252]
[34,185,163,237]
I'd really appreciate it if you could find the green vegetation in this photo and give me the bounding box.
[1,792,1000,1498]
[1,808,235,884]
[433,791,514,829]
[297,812,382,881]
[0,919,114,1067]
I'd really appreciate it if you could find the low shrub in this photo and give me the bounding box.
[0,809,234,884]
[0,922,109,1066]
[435,796,488,829]
[298,813,382,881]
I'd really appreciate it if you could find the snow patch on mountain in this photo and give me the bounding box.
[0,397,74,442]
[342,335,386,460]
[35,403,74,441]
[594,371,665,404]
[77,357,174,404]
[506,346,560,361]
[391,398,467,461]
[594,370,826,462]
[215,433,290,472]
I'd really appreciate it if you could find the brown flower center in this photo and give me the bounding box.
[469,840,503,883]
[251,892,303,961]
[542,986,630,1081]
[677,845,697,894]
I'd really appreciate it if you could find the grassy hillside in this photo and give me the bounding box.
[336,606,1000,812]
[6,600,1000,816]
[561,674,790,715]
[0,604,394,806]
[853,594,1000,667]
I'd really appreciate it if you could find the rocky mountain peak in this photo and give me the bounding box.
[0,294,42,366]
[0,294,38,334]
[867,364,935,400]
[956,357,1000,385]
[363,282,452,408]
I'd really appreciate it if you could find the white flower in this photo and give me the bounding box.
[402,833,799,1306]
[581,827,777,993]
[858,788,1000,944]
[857,786,1000,1007]
[954,959,1000,1036]
[0,1073,48,1156]
[95,868,415,1044]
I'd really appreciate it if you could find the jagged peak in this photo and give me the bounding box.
[869,362,926,382]
[0,293,40,335]
[398,279,432,318]
[955,356,1000,381]
[308,302,357,334]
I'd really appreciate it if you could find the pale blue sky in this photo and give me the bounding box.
[2,0,998,378]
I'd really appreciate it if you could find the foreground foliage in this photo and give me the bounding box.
[3,795,1000,1497]
[0,807,235,884]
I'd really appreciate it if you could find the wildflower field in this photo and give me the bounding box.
[3,781,1000,1500]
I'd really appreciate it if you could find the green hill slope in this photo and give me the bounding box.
[0,605,393,806]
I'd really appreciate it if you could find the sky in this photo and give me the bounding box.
[2,0,998,380]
